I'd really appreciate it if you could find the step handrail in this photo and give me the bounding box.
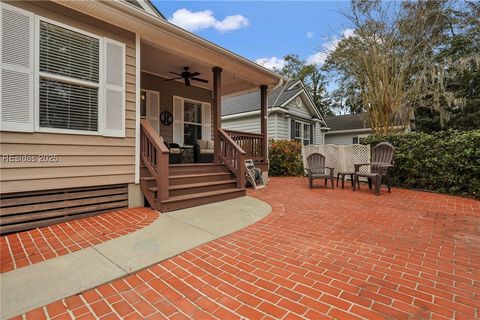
[140,119,169,202]
[217,128,246,188]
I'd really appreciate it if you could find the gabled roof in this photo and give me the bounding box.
[324,113,371,131]
[123,0,166,19]
[222,80,303,116]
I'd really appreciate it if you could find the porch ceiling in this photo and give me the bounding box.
[141,41,258,96]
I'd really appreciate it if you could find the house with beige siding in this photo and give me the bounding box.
[222,80,328,146]
[0,0,283,233]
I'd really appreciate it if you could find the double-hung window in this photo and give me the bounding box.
[0,3,125,137]
[183,100,202,145]
[293,120,311,145]
[38,20,100,133]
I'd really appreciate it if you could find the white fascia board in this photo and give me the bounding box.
[325,128,372,135]
[222,107,287,120]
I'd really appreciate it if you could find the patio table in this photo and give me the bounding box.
[180,145,194,163]
[336,171,355,189]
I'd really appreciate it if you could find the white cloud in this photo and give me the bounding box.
[255,56,286,70]
[215,15,250,32]
[307,28,355,66]
[306,31,314,39]
[306,52,328,65]
[169,8,249,33]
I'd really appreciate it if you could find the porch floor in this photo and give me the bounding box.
[5,177,480,320]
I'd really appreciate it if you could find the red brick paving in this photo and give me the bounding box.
[10,177,480,319]
[0,207,158,273]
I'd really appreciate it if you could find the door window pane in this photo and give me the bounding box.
[184,123,202,145]
[140,90,146,117]
[184,100,202,124]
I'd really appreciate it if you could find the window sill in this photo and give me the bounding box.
[37,127,102,136]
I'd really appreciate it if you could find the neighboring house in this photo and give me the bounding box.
[324,113,373,145]
[0,0,282,233]
[222,80,328,145]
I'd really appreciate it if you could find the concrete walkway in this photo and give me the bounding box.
[0,196,271,319]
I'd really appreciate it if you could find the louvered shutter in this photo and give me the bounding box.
[0,3,34,132]
[147,91,160,135]
[290,119,296,140]
[103,38,125,137]
[172,96,184,145]
[202,102,211,140]
[310,124,314,145]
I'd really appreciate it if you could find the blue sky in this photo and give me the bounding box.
[153,1,353,75]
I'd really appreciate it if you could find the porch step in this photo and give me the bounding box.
[170,179,237,197]
[169,163,230,175]
[169,172,233,185]
[160,188,246,212]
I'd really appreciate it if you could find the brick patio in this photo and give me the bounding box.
[0,207,158,273]
[10,177,480,319]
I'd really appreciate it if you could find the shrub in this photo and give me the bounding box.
[268,140,304,176]
[361,130,480,198]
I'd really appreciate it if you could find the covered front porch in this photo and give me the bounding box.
[138,39,279,212]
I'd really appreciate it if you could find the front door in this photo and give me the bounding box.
[141,90,160,135]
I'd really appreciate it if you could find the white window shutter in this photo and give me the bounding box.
[147,91,160,135]
[202,102,211,140]
[172,96,183,145]
[103,38,125,137]
[0,3,34,132]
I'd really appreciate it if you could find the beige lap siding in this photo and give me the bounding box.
[0,1,137,194]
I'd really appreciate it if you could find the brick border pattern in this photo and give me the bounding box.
[1,207,159,274]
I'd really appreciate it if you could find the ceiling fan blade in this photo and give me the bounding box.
[185,78,191,86]
[191,77,209,83]
[165,77,183,81]
[190,72,200,77]
[169,71,182,76]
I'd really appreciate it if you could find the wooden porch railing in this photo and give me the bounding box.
[140,119,170,202]
[223,129,266,163]
[218,128,246,188]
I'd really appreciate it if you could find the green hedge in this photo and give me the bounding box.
[268,140,304,176]
[361,130,480,198]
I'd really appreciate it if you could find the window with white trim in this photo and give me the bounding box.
[294,120,311,146]
[0,3,125,137]
[183,100,202,145]
[39,21,100,132]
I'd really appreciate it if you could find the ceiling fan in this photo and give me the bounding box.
[165,67,209,86]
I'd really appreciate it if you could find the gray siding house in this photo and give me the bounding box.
[222,80,328,145]
[324,113,373,145]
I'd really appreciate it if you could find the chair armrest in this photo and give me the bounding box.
[378,163,394,174]
[326,167,335,176]
[354,163,371,172]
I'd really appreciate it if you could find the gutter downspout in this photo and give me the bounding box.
[265,77,289,173]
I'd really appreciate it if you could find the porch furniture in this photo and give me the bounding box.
[336,171,354,189]
[245,159,265,190]
[195,139,214,163]
[353,142,394,195]
[180,145,194,163]
[306,153,335,189]
[167,143,181,164]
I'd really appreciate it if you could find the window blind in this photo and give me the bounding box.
[39,78,98,131]
[39,21,99,83]
[38,21,100,132]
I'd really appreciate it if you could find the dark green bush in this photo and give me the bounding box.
[361,130,480,198]
[268,140,304,176]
